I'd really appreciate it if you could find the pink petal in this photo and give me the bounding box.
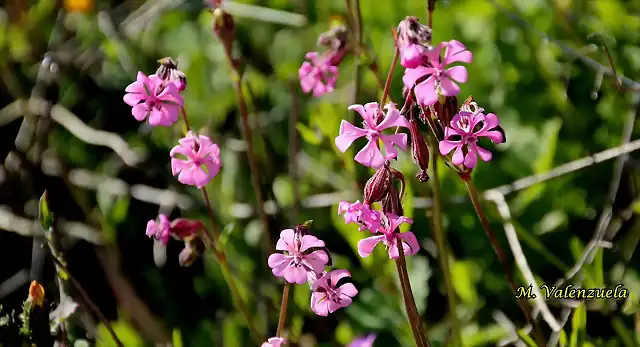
[440,77,461,97]
[484,113,501,129]
[452,145,465,165]
[268,253,289,269]
[400,43,427,69]
[398,232,420,255]
[439,139,459,155]
[191,167,211,188]
[123,92,146,106]
[328,269,351,287]
[388,238,412,259]
[146,220,156,237]
[299,235,325,252]
[402,66,434,88]
[380,133,408,154]
[125,72,149,93]
[131,103,149,121]
[170,158,189,176]
[338,283,358,298]
[376,106,409,130]
[276,229,295,251]
[329,296,352,312]
[311,293,329,316]
[474,144,493,162]
[347,104,368,121]
[335,121,367,152]
[177,167,196,186]
[463,150,477,168]
[414,77,438,106]
[147,107,166,126]
[303,251,329,273]
[482,130,504,144]
[284,266,308,284]
[357,235,384,257]
[354,139,385,169]
[443,40,473,65]
[305,52,319,61]
[446,66,468,83]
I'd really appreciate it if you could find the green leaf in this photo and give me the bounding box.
[272,176,294,208]
[97,320,144,347]
[569,302,586,347]
[38,191,53,232]
[516,330,538,347]
[110,196,130,225]
[296,123,322,145]
[451,260,480,306]
[172,329,184,347]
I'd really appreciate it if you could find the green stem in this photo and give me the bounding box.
[276,283,291,337]
[395,238,430,347]
[463,179,546,346]
[49,253,123,347]
[180,108,264,344]
[427,139,461,346]
[199,227,263,344]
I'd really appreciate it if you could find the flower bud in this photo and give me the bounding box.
[156,57,187,92]
[179,246,198,267]
[294,220,314,236]
[397,17,432,68]
[364,164,391,205]
[170,218,204,240]
[408,118,430,182]
[28,281,45,308]
[440,95,458,127]
[212,6,235,59]
[382,183,403,217]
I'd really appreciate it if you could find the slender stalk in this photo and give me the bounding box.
[427,138,461,346]
[381,48,399,107]
[199,228,263,344]
[276,283,291,337]
[427,0,435,29]
[464,180,546,346]
[395,238,430,347]
[180,108,264,344]
[48,254,123,347]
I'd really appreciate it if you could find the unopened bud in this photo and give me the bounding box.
[382,183,403,217]
[28,281,45,308]
[212,7,235,56]
[179,246,198,267]
[156,57,187,92]
[294,220,314,236]
[364,164,392,204]
[440,95,458,127]
[409,118,430,182]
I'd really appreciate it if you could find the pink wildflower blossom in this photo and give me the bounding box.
[438,110,503,169]
[261,337,286,347]
[268,229,329,284]
[146,214,171,245]
[347,334,377,347]
[170,131,221,188]
[397,16,432,69]
[123,72,183,126]
[403,40,472,106]
[335,103,409,169]
[357,214,420,259]
[310,270,358,316]
[299,52,338,97]
[338,201,382,232]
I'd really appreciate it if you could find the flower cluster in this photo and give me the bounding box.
[299,24,349,97]
[124,58,222,265]
[268,222,359,316]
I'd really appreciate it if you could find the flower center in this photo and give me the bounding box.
[456,115,472,132]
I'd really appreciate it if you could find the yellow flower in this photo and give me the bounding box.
[28,281,45,308]
[64,0,93,13]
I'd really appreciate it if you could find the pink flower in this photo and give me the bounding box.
[357,214,420,259]
[146,214,171,245]
[170,131,221,188]
[261,337,286,347]
[268,229,329,284]
[123,72,183,126]
[335,103,409,169]
[402,40,472,106]
[347,334,377,347]
[396,17,432,69]
[338,201,382,232]
[169,218,203,239]
[438,110,503,169]
[299,52,338,97]
[310,270,358,316]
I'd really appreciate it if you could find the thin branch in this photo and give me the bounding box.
[484,191,561,332]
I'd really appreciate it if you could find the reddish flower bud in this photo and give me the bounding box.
[364,164,392,205]
[156,57,187,92]
[28,281,45,308]
[382,183,403,217]
[212,6,235,63]
[408,118,430,182]
[439,95,458,127]
[170,218,204,239]
[179,235,205,267]
[294,220,314,236]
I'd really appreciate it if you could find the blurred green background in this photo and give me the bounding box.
[0,0,639,346]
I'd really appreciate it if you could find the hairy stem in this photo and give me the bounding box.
[395,238,430,347]
[464,180,545,346]
[276,283,291,337]
[180,108,264,344]
[199,228,263,344]
[48,253,123,347]
[381,48,399,107]
[427,139,461,346]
